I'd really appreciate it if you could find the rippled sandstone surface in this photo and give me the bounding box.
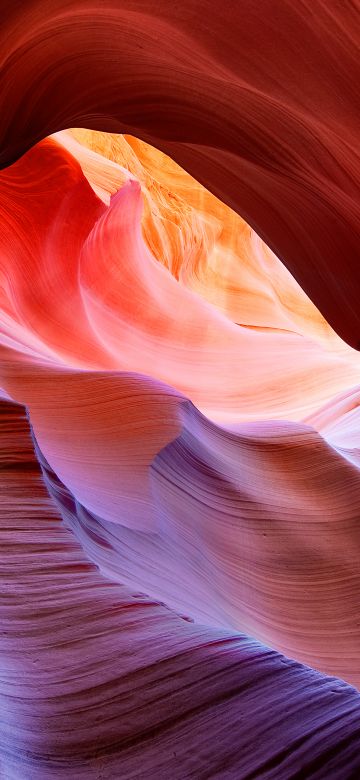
[1,3,360,778]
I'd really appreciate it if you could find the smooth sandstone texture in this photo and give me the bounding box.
[0,0,359,346]
[0,6,360,767]
[1,398,360,780]
[1,134,360,692]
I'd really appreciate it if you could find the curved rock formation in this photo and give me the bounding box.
[1,133,360,691]
[1,0,360,346]
[1,5,360,769]
[1,397,360,779]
